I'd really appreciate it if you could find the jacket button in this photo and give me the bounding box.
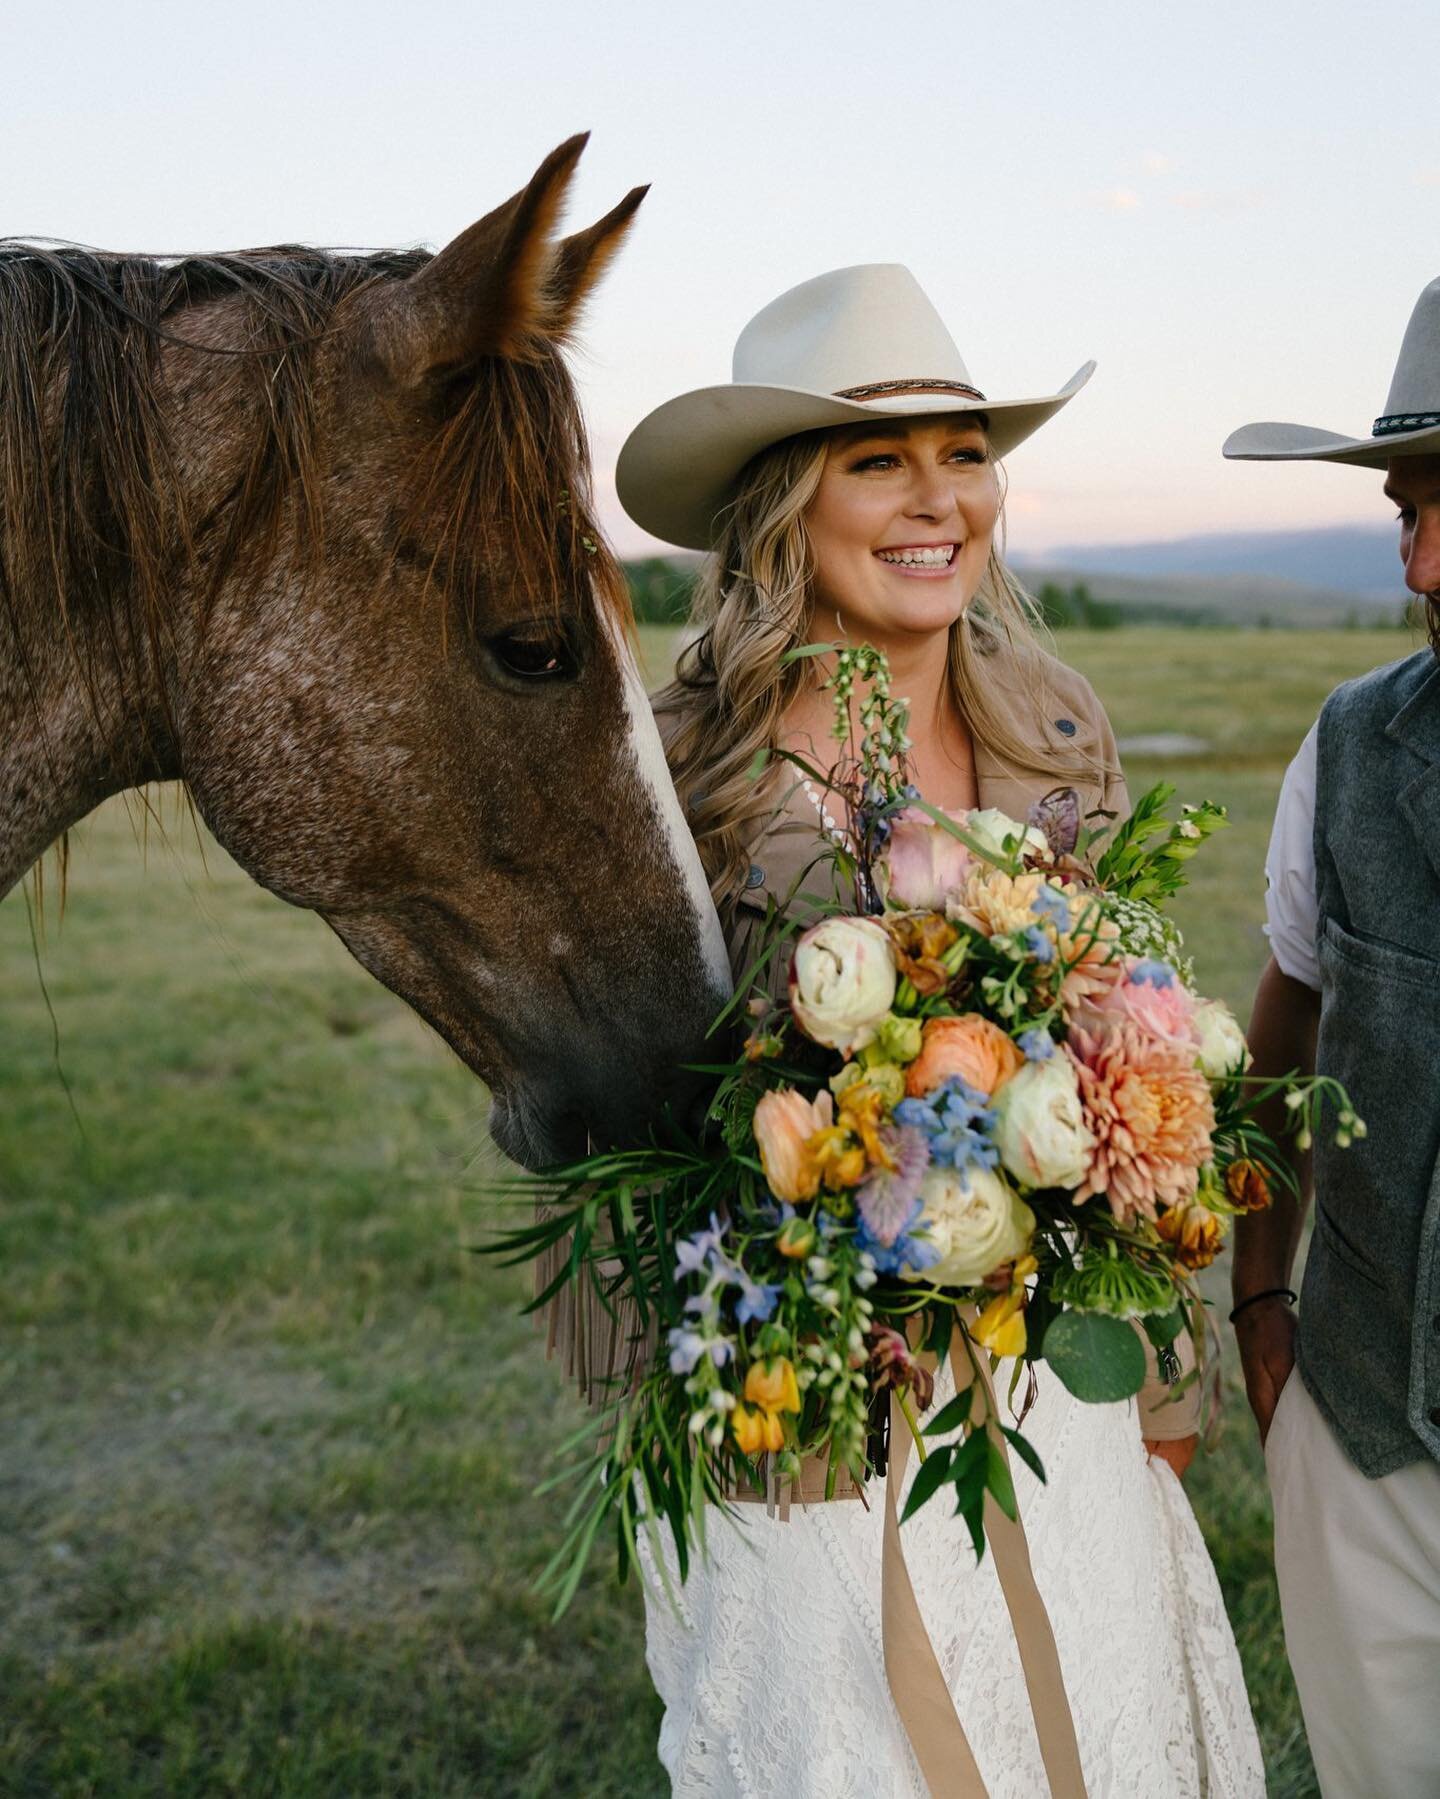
[746,864,766,890]
[1054,718,1077,737]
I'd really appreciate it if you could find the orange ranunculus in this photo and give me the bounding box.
[905,1014,1025,1100]
[754,1087,832,1203]
[1156,1200,1225,1270]
[1225,1158,1272,1213]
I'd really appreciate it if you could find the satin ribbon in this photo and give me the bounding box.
[882,1336,1088,1798]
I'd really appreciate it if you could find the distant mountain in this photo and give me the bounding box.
[1015,563,1404,627]
[1015,524,1402,599]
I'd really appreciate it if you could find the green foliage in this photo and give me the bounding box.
[1041,1310,1148,1401]
[1093,782,1230,903]
[624,557,696,626]
[1034,579,1123,631]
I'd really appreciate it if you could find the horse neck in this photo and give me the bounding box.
[0,578,179,899]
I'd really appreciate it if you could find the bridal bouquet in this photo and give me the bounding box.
[486,646,1353,1611]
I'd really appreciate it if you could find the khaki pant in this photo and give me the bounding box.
[1268,1369,1440,1798]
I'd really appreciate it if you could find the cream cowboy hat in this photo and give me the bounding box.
[616,263,1095,550]
[1224,276,1440,468]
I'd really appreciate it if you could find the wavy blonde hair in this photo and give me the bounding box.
[653,424,1101,908]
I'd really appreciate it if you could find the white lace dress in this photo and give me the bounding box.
[640,1354,1265,1797]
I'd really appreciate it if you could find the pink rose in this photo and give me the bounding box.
[1080,957,1198,1051]
[878,807,972,913]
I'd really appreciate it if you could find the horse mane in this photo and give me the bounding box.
[0,239,627,735]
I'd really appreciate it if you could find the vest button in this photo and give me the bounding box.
[1054,718,1077,737]
[746,863,766,890]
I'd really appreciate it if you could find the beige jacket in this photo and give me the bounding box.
[541,643,1197,1440]
[727,646,1129,989]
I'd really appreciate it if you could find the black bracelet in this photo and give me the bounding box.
[1229,1287,1298,1323]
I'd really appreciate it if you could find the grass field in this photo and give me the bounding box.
[0,625,1420,1796]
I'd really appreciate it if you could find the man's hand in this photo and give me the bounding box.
[1235,1298,1298,1446]
[1144,1434,1198,1479]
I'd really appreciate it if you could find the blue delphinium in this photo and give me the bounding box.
[734,1272,783,1325]
[1030,883,1072,930]
[854,1195,941,1276]
[1022,925,1056,964]
[1131,957,1176,988]
[674,1213,728,1280]
[895,1077,999,1173]
[1018,1027,1056,1062]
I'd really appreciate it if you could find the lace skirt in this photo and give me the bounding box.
[639,1359,1265,1799]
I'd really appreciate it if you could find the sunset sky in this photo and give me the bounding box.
[8,0,1439,559]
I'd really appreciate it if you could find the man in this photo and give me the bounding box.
[1225,280,1440,1797]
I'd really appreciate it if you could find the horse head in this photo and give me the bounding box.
[0,137,730,1168]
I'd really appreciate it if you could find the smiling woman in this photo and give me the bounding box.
[598,262,1267,1797]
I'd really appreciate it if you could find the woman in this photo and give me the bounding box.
[603,266,1263,1796]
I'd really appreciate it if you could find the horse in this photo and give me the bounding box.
[0,135,730,1169]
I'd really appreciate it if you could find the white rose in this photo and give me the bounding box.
[964,807,1048,864]
[1193,998,1252,1079]
[905,1164,1036,1287]
[991,1056,1096,1190]
[789,916,898,1056]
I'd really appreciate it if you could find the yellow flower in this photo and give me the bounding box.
[745,1357,802,1415]
[732,1357,801,1458]
[1157,1200,1225,1270]
[837,1081,895,1170]
[1224,1158,1272,1214]
[808,1125,868,1189]
[973,1288,1028,1359]
[731,1402,785,1456]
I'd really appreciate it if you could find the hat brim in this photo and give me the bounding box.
[1223,418,1440,469]
[616,364,1095,551]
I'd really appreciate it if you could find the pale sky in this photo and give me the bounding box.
[7,0,1439,558]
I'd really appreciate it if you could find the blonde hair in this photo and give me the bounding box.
[653,425,1099,908]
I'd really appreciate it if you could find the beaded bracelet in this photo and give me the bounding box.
[1228,1287,1298,1323]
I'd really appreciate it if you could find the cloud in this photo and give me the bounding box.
[1092,187,1143,212]
[1167,188,1264,213]
[1141,151,1173,177]
[1414,169,1440,188]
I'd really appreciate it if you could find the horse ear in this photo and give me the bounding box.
[547,185,648,339]
[370,133,589,385]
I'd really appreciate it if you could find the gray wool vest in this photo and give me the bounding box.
[1300,648,1440,1477]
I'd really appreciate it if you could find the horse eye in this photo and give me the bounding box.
[489,629,579,681]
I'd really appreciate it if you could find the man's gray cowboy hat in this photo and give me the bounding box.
[1224,276,1440,469]
[616,263,1095,550]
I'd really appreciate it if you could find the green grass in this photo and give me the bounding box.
[1,625,1421,1796]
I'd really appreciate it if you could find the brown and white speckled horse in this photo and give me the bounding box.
[0,136,728,1167]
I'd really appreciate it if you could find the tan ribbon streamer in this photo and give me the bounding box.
[882,1339,1088,1799]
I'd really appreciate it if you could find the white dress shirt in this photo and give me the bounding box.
[1263,723,1322,992]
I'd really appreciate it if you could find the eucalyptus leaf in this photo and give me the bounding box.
[1000,1426,1047,1486]
[1143,1305,1184,1349]
[899,1443,956,1523]
[985,1439,1018,1521]
[922,1389,974,1437]
[1042,1310,1147,1402]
